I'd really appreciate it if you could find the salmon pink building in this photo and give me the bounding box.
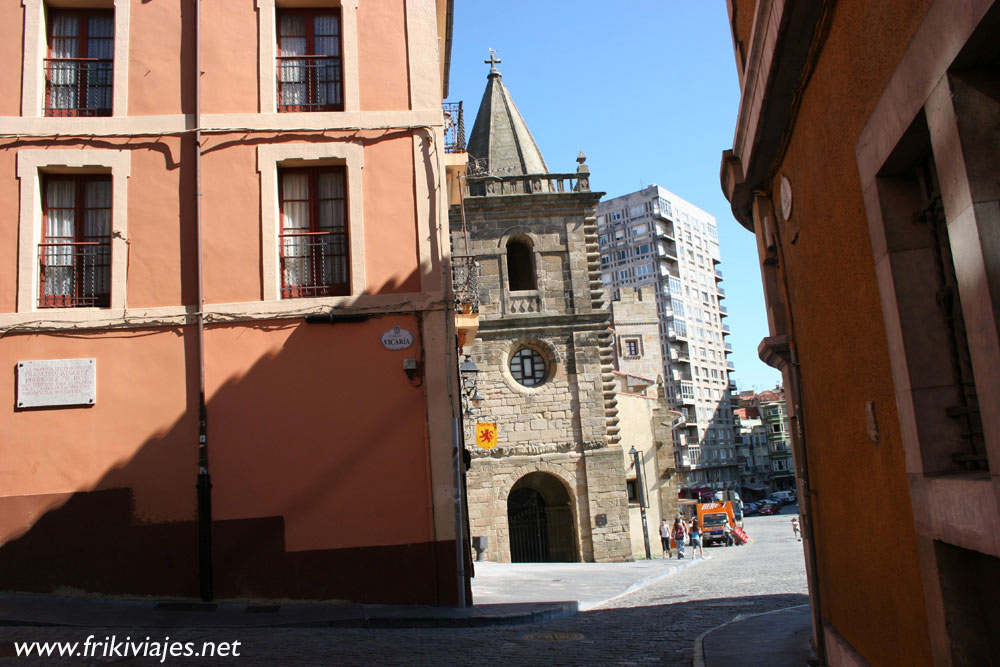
[0,0,471,605]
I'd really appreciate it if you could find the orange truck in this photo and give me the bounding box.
[697,502,736,547]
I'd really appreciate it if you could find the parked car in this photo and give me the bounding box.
[758,502,781,515]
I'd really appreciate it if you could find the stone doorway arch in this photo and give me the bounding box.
[507,472,577,562]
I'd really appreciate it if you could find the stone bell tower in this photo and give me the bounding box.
[451,52,631,563]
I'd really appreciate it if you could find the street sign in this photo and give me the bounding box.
[380,326,414,350]
[475,422,498,450]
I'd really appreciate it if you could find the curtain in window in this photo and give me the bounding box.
[50,15,79,111]
[87,15,114,111]
[84,181,112,297]
[280,172,310,289]
[317,171,345,286]
[44,180,76,297]
[278,14,307,107]
[313,15,341,106]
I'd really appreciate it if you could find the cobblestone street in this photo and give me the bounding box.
[1,510,808,666]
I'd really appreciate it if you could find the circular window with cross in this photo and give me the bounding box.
[509,347,548,387]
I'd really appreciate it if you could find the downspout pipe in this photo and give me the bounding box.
[193,0,214,603]
[770,220,826,666]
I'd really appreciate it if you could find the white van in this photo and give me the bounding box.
[772,490,796,504]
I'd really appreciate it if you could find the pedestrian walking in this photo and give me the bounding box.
[791,517,801,541]
[659,519,672,558]
[672,516,687,559]
[690,518,708,559]
[723,519,734,547]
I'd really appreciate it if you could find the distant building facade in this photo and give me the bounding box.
[610,287,681,554]
[596,187,737,497]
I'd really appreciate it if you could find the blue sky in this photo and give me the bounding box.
[448,1,783,392]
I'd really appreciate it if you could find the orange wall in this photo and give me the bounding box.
[358,1,411,111]
[1,315,435,553]
[761,0,936,663]
[361,135,420,293]
[0,151,18,313]
[0,329,198,527]
[128,0,189,116]
[205,317,433,551]
[1,5,24,117]
[200,0,259,115]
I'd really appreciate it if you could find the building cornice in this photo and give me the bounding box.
[720,0,832,230]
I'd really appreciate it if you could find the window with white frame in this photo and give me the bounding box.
[39,175,112,307]
[276,8,343,112]
[257,143,364,302]
[16,150,130,314]
[45,9,114,117]
[278,166,349,298]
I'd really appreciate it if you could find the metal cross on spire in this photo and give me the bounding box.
[485,48,501,74]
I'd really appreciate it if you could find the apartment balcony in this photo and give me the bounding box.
[668,326,688,341]
[44,58,112,117]
[727,360,736,371]
[443,102,466,153]
[728,380,738,392]
[38,241,110,308]
[659,264,680,279]
[660,240,678,259]
[724,342,733,353]
[719,304,728,316]
[677,381,696,404]
[714,268,724,281]
[717,286,726,299]
[276,56,344,112]
[452,255,480,348]
[722,323,731,335]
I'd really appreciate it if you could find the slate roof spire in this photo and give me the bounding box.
[466,50,549,177]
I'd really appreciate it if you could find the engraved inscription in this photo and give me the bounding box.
[17,359,97,408]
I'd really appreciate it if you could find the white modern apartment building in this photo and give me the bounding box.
[597,185,737,492]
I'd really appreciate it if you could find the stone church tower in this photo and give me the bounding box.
[451,54,631,563]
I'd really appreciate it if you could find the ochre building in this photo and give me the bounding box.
[721,1,1000,664]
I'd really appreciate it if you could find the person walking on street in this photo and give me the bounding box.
[723,519,734,547]
[791,517,801,541]
[659,519,672,558]
[690,518,708,559]
[672,517,687,559]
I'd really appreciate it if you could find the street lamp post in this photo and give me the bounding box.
[629,445,651,560]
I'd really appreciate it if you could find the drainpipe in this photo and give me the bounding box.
[769,218,827,666]
[193,0,214,603]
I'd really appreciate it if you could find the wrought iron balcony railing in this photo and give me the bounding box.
[44,58,112,117]
[279,231,348,298]
[451,255,480,314]
[276,56,343,112]
[443,102,465,153]
[38,241,110,307]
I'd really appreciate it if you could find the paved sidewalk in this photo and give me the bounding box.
[696,604,815,667]
[0,556,816,664]
[0,555,695,630]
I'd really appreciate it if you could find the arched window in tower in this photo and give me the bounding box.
[506,238,536,291]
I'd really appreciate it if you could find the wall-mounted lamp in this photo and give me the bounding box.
[460,356,484,412]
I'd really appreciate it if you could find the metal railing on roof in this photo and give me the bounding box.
[443,102,465,153]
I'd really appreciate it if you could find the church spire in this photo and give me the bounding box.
[466,50,549,177]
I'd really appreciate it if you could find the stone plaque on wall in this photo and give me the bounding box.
[16,358,97,408]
